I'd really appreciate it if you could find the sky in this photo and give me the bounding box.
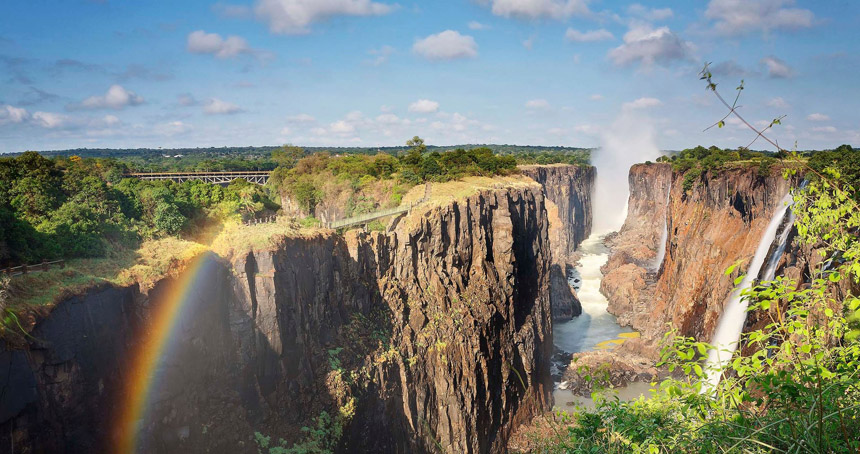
[1,0,858,153]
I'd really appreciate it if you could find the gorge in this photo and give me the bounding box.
[0,161,835,453]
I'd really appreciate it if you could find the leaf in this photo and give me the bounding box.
[718,120,725,129]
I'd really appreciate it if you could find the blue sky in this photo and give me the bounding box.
[1,0,858,153]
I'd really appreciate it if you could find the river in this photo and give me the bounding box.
[551,233,651,410]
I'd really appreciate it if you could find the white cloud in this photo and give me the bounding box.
[705,0,814,36]
[204,98,243,115]
[590,94,603,100]
[710,60,749,77]
[767,97,790,109]
[413,30,478,61]
[102,114,120,126]
[468,21,490,30]
[408,99,440,113]
[367,45,395,66]
[761,56,793,78]
[287,113,316,123]
[812,126,837,133]
[525,98,550,109]
[806,113,829,122]
[479,0,590,20]
[627,3,673,21]
[565,28,614,42]
[0,104,29,124]
[76,85,144,110]
[608,25,694,68]
[32,111,67,128]
[329,120,356,134]
[187,30,253,58]
[622,97,662,110]
[254,0,393,35]
[155,121,192,136]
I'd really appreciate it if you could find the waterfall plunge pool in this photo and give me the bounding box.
[551,233,653,410]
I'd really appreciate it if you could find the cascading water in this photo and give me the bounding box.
[704,191,796,390]
[652,180,672,272]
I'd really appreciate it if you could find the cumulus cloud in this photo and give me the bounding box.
[1,104,29,124]
[761,56,793,78]
[807,113,830,122]
[622,97,662,110]
[74,85,144,110]
[32,111,67,128]
[413,30,478,61]
[187,30,253,58]
[525,98,550,109]
[565,28,613,42]
[408,99,440,113]
[204,98,243,115]
[155,121,192,136]
[608,24,694,68]
[767,97,790,109]
[367,45,395,66]
[812,126,837,133]
[478,0,590,20]
[627,3,673,21]
[705,0,814,36]
[710,60,750,77]
[590,94,603,100]
[254,0,393,34]
[468,21,490,30]
[329,119,356,134]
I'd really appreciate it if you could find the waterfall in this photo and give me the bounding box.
[703,191,796,390]
[652,180,672,272]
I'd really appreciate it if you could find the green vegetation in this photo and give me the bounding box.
[657,145,786,193]
[530,150,860,453]
[267,137,519,218]
[0,151,277,267]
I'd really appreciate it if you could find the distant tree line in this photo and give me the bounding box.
[0,152,277,267]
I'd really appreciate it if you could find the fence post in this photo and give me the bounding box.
[22,264,28,275]
[59,260,65,269]
[42,260,48,272]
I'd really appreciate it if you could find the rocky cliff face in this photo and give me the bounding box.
[602,163,795,355]
[520,165,595,320]
[1,184,554,454]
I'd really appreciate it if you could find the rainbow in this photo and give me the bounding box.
[114,253,214,454]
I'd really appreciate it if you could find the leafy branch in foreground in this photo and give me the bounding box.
[527,64,860,454]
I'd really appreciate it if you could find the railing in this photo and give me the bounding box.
[1,260,65,276]
[243,215,278,226]
[324,204,415,230]
[324,184,433,230]
[127,171,271,185]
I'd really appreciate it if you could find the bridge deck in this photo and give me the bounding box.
[127,171,271,185]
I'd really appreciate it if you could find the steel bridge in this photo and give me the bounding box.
[127,171,271,185]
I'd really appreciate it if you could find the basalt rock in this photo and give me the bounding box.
[521,165,595,320]
[601,163,795,357]
[1,184,555,454]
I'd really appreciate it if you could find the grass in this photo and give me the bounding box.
[5,238,207,309]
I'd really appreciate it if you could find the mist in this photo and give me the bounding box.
[591,108,662,234]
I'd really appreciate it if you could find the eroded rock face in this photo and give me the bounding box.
[520,165,594,263]
[344,187,554,453]
[0,186,554,454]
[521,165,595,320]
[602,164,795,356]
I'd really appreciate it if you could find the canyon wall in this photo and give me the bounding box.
[520,164,595,320]
[0,184,553,454]
[602,163,795,355]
